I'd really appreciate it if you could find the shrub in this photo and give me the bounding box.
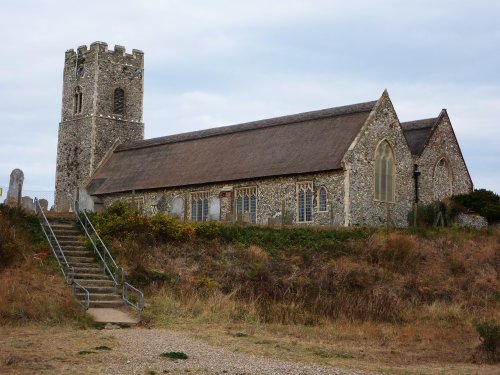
[451,189,500,223]
[473,319,500,361]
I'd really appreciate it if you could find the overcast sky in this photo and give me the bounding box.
[1,0,499,205]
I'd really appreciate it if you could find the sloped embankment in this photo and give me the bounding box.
[0,205,91,326]
[90,202,500,325]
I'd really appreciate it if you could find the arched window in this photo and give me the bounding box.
[191,192,209,222]
[113,88,125,114]
[318,187,327,212]
[297,182,313,222]
[374,140,395,202]
[73,86,82,114]
[235,187,257,223]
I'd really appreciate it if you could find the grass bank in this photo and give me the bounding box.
[0,204,91,326]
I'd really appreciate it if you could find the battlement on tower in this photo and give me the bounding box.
[65,41,144,67]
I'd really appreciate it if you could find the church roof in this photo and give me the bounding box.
[400,117,437,155]
[87,100,377,195]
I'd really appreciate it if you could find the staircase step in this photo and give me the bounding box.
[74,273,111,280]
[77,286,117,294]
[74,279,116,286]
[76,293,121,301]
[73,266,103,273]
[86,300,125,308]
[58,240,84,246]
[67,256,96,263]
[62,250,92,257]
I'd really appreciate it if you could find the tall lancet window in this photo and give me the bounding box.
[374,140,395,202]
[73,86,82,114]
[113,88,125,114]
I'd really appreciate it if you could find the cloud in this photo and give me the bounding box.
[1,0,499,196]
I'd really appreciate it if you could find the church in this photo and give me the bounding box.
[55,42,473,227]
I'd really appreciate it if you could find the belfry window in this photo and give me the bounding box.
[191,192,209,222]
[318,187,327,212]
[374,140,395,202]
[73,86,82,114]
[113,88,125,114]
[235,187,257,223]
[297,181,313,223]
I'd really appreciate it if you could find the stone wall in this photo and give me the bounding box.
[99,170,346,226]
[415,112,473,204]
[55,42,144,211]
[343,91,414,227]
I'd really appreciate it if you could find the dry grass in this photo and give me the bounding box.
[0,205,92,327]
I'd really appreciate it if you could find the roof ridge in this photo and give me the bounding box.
[400,117,438,131]
[116,99,377,152]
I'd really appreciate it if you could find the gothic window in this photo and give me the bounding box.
[318,186,327,212]
[113,88,125,114]
[191,192,209,222]
[297,182,313,222]
[73,86,82,114]
[235,187,257,223]
[374,140,395,202]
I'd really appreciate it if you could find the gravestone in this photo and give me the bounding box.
[5,169,24,206]
[21,196,34,211]
[39,199,49,212]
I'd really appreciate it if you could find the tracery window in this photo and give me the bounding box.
[191,192,209,222]
[297,182,313,223]
[318,186,327,212]
[235,187,257,223]
[113,88,125,114]
[73,86,82,114]
[374,140,395,202]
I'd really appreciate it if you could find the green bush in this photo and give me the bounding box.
[473,319,500,360]
[451,189,500,223]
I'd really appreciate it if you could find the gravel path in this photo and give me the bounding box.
[101,328,374,375]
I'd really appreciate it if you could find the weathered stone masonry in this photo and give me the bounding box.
[54,42,473,227]
[55,42,144,211]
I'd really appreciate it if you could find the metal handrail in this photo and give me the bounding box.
[34,197,90,309]
[75,210,120,288]
[35,198,70,270]
[123,282,145,312]
[72,281,90,309]
[73,200,144,312]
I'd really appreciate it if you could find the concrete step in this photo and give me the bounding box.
[79,286,117,294]
[51,229,80,235]
[73,267,103,274]
[58,240,84,246]
[74,273,111,280]
[74,279,115,287]
[87,300,125,308]
[55,235,83,241]
[76,293,121,301]
[61,246,87,251]
[62,250,92,257]
[67,256,96,263]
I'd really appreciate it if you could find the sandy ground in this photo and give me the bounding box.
[0,325,497,375]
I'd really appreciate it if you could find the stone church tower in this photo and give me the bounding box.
[54,42,144,211]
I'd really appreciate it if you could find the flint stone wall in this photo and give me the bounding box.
[99,170,345,226]
[343,92,414,227]
[55,42,144,211]
[414,113,473,204]
[454,213,488,229]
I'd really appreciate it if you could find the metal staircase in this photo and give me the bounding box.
[35,198,144,314]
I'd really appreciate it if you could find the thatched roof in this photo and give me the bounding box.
[88,100,377,195]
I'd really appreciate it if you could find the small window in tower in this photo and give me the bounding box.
[113,88,125,114]
[73,86,82,114]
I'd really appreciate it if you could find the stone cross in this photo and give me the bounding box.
[5,169,24,205]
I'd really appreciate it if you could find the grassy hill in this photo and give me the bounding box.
[0,205,90,326]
